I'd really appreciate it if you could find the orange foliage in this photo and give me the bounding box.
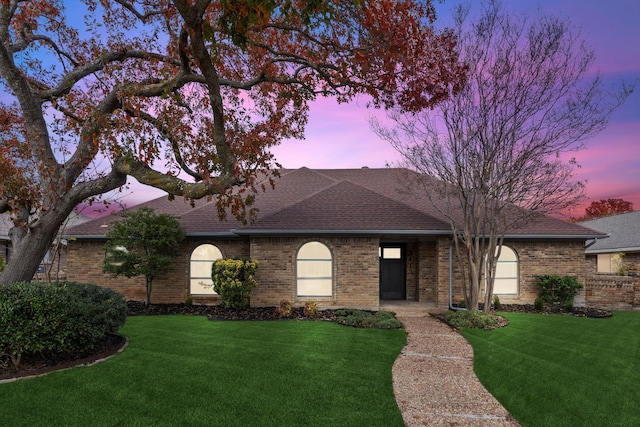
[0,0,465,220]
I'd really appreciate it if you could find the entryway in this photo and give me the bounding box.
[379,244,406,300]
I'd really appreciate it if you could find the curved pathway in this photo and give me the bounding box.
[393,315,520,426]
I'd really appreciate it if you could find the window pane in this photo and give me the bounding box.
[190,244,223,295]
[297,260,332,278]
[298,242,331,259]
[297,242,332,297]
[383,248,402,259]
[494,278,517,294]
[192,244,222,261]
[191,261,213,278]
[190,279,216,295]
[497,246,517,261]
[597,254,612,273]
[495,262,517,277]
[493,246,518,295]
[297,278,332,296]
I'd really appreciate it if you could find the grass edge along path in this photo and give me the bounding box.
[0,316,407,427]
[462,312,640,427]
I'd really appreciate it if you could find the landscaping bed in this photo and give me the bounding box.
[1,302,400,381]
[499,304,613,318]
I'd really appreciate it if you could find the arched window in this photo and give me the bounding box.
[296,242,332,297]
[493,246,518,295]
[190,244,223,295]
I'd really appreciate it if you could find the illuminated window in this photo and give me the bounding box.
[493,246,518,295]
[190,244,223,295]
[296,242,332,297]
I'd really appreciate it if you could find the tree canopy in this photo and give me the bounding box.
[571,198,634,222]
[0,0,466,284]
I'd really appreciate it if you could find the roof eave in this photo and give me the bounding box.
[586,246,640,254]
[502,233,608,240]
[231,229,451,236]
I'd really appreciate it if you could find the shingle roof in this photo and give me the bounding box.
[580,211,640,253]
[65,167,604,239]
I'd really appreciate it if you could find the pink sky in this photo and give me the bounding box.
[121,0,640,219]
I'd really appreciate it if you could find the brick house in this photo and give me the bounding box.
[580,210,640,275]
[64,167,604,309]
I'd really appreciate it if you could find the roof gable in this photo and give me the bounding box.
[243,180,449,232]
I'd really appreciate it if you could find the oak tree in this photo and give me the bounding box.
[373,0,632,311]
[0,0,466,284]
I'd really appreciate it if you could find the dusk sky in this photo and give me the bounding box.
[19,1,636,219]
[268,0,640,218]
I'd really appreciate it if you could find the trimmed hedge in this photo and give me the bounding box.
[212,258,259,309]
[0,281,126,369]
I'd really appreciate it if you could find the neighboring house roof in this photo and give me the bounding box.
[580,210,640,254]
[65,167,604,240]
[1,210,92,241]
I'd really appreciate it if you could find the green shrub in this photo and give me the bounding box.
[0,257,5,272]
[536,275,583,307]
[493,294,501,310]
[0,281,126,369]
[534,296,544,311]
[335,309,402,329]
[212,258,259,309]
[443,310,499,330]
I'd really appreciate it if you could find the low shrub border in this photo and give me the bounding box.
[0,281,127,370]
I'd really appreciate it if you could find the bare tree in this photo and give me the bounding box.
[373,0,633,312]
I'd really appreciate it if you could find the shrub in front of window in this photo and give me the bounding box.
[212,258,259,309]
[536,275,583,308]
[0,281,126,369]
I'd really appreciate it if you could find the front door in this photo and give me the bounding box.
[379,244,406,300]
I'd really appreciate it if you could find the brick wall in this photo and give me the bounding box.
[436,238,587,307]
[249,236,380,309]
[67,237,249,304]
[585,274,640,310]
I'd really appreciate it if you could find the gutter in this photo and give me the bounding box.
[231,228,448,236]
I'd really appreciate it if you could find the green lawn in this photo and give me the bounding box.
[0,316,406,426]
[462,312,640,427]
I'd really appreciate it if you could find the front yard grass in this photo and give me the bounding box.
[0,316,406,426]
[462,311,640,427]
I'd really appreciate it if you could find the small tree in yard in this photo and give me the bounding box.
[103,208,185,305]
[373,0,633,312]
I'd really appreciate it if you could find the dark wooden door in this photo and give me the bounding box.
[379,244,406,300]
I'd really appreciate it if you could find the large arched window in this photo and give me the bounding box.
[190,244,223,295]
[296,242,333,297]
[493,246,519,295]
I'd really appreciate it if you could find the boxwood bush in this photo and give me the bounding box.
[212,258,259,309]
[0,281,126,369]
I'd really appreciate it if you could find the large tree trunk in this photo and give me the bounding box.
[0,202,78,285]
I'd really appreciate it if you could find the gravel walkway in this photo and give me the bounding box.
[393,315,520,426]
